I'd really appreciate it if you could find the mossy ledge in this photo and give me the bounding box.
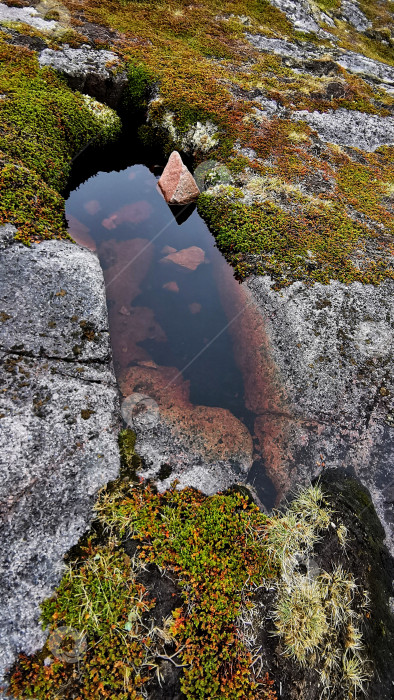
[0,36,120,245]
[6,453,394,700]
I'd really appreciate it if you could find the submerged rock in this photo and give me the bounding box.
[158,151,200,205]
[162,280,180,293]
[83,199,101,216]
[189,302,202,314]
[119,363,253,476]
[160,245,205,271]
[66,213,97,251]
[100,238,162,369]
[101,201,152,230]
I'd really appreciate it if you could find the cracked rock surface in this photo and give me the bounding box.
[0,229,120,686]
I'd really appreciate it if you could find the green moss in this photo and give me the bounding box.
[314,0,341,12]
[96,484,278,699]
[9,484,279,700]
[118,428,143,478]
[337,160,394,229]
[10,543,154,699]
[9,474,371,700]
[0,37,121,244]
[122,60,155,112]
[197,191,394,286]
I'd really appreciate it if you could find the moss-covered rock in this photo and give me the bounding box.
[0,36,121,244]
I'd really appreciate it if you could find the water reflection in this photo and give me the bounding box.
[66,163,277,507]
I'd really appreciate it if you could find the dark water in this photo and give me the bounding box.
[65,162,276,508]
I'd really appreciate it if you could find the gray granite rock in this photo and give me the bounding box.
[256,0,371,35]
[336,50,394,89]
[0,235,120,686]
[0,224,16,251]
[252,98,394,151]
[247,33,394,90]
[246,33,321,61]
[131,418,247,496]
[0,2,58,33]
[267,0,321,33]
[292,107,394,151]
[39,45,128,108]
[340,0,371,32]
[247,275,394,552]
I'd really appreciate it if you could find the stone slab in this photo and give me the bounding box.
[0,233,120,686]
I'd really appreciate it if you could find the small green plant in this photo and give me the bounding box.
[273,564,370,696]
[342,654,370,695]
[9,542,156,699]
[264,484,332,574]
[9,474,371,700]
[273,575,329,663]
[118,428,143,478]
[96,484,280,699]
[122,60,155,112]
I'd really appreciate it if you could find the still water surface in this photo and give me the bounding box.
[66,162,276,507]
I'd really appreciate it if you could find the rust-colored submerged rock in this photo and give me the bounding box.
[160,246,205,271]
[101,201,152,230]
[66,214,97,252]
[211,254,292,497]
[158,151,200,205]
[163,281,180,293]
[119,364,253,470]
[100,238,167,369]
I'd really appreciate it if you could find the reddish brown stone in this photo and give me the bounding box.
[211,252,293,497]
[189,302,202,314]
[160,246,205,271]
[101,200,152,230]
[163,281,180,293]
[83,199,101,216]
[158,151,200,205]
[100,238,166,369]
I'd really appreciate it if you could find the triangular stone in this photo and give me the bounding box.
[158,151,200,205]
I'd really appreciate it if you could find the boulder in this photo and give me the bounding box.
[38,46,128,108]
[158,151,200,205]
[0,233,120,684]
